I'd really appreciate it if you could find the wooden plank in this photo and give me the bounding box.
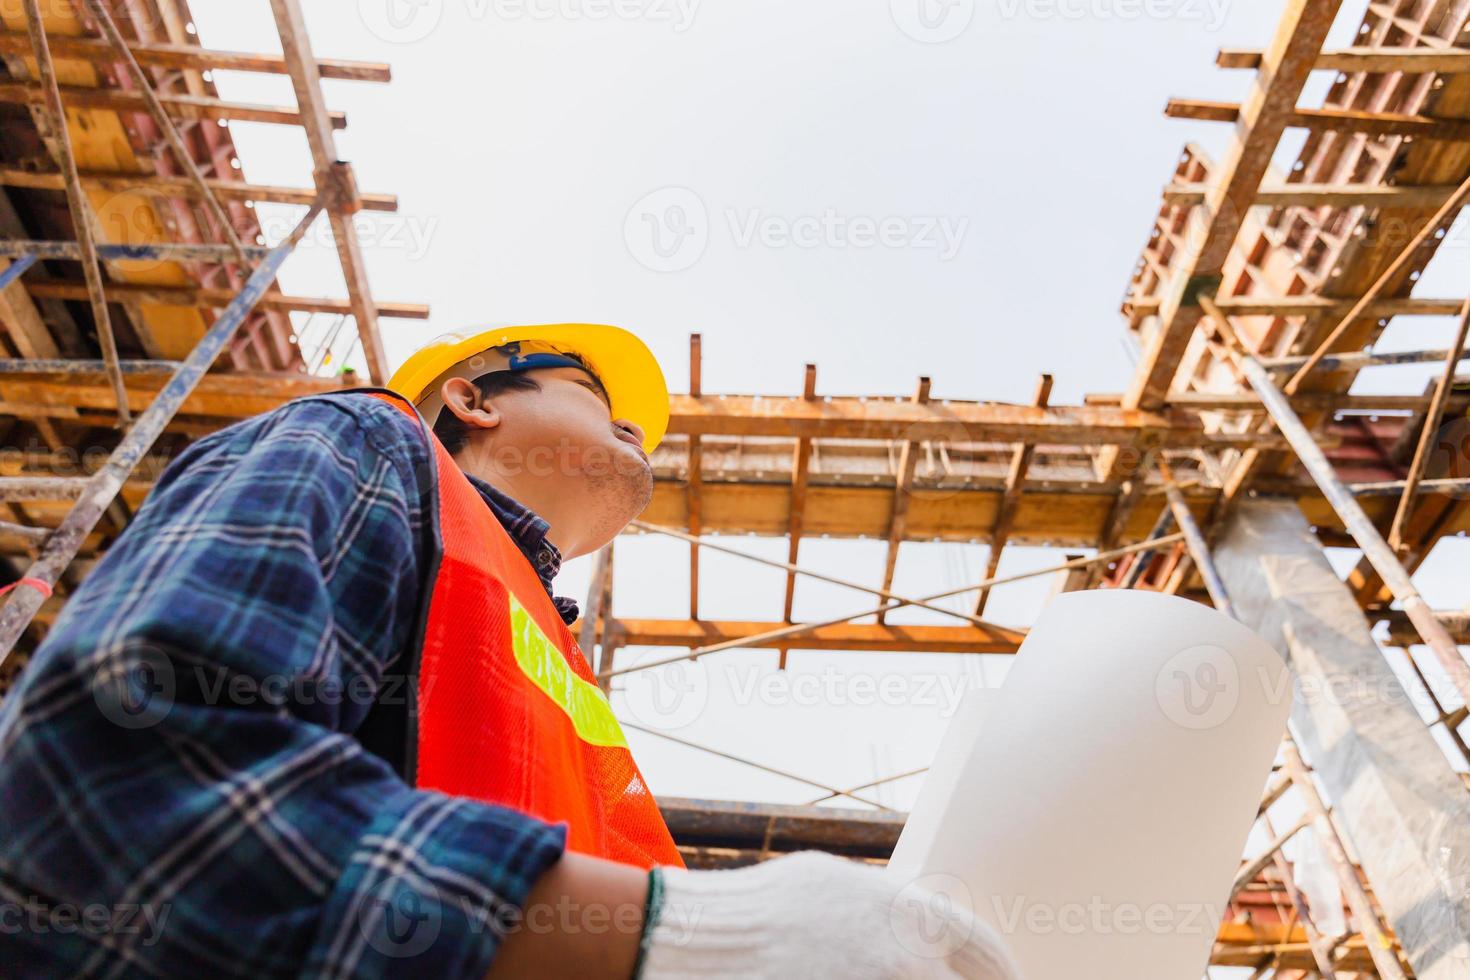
[1165,98,1470,140]
[1125,0,1343,414]
[22,278,428,320]
[0,258,57,359]
[665,395,1289,449]
[0,367,344,418]
[1216,500,1470,978]
[0,80,347,127]
[1127,296,1465,319]
[1162,181,1459,210]
[1218,46,1470,74]
[0,166,398,211]
[607,618,1025,653]
[0,30,390,81]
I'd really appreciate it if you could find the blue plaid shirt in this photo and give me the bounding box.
[0,392,583,979]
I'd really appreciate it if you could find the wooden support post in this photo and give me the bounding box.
[21,0,129,423]
[268,0,388,384]
[686,335,702,620]
[878,377,930,625]
[975,374,1052,614]
[1216,500,1470,978]
[1388,298,1470,552]
[778,364,816,669]
[579,543,612,666]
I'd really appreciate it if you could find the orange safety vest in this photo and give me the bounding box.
[366,391,683,869]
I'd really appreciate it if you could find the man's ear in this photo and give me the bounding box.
[440,377,502,432]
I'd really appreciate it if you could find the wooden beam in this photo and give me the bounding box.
[1218,46,1470,74]
[975,374,1053,614]
[0,166,398,212]
[0,365,344,418]
[1127,295,1465,319]
[1125,0,1343,414]
[1166,98,1470,141]
[1216,500,1470,977]
[1162,181,1459,210]
[665,395,1290,449]
[0,258,57,359]
[21,278,428,320]
[269,0,388,384]
[607,618,1025,654]
[877,377,930,624]
[1380,610,1470,647]
[0,30,391,81]
[0,80,347,127]
[779,363,817,669]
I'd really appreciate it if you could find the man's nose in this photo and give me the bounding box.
[614,418,646,447]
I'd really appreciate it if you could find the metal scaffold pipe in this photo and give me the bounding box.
[1235,353,1470,708]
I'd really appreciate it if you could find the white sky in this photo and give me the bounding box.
[183,0,1469,852]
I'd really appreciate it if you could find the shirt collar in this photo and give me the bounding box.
[464,475,581,625]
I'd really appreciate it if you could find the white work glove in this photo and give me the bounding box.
[637,851,1023,979]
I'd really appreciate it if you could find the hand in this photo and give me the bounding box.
[640,851,1023,979]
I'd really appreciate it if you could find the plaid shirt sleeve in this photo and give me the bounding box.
[0,394,567,979]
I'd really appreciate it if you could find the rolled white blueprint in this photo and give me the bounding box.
[888,589,1290,980]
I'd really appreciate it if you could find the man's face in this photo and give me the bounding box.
[451,365,654,557]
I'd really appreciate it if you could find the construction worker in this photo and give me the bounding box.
[0,324,1022,979]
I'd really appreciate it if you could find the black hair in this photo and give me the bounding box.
[431,351,610,458]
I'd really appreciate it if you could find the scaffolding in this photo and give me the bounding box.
[3,0,1470,975]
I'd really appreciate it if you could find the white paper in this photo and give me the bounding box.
[888,590,1291,980]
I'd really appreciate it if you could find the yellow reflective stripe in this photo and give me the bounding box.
[508,594,628,749]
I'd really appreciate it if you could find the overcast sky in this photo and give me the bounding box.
[181,0,1470,843]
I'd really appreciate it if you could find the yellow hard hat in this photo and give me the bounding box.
[388,324,670,453]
